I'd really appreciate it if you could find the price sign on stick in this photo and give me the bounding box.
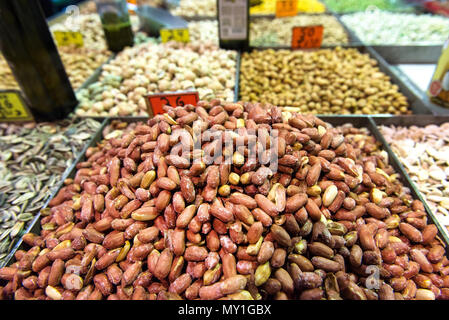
[53,31,84,47]
[291,25,323,49]
[145,91,199,116]
[0,91,34,122]
[276,0,298,17]
[160,29,190,43]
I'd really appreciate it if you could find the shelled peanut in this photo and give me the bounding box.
[240,47,411,115]
[250,15,348,47]
[380,123,449,234]
[75,42,236,117]
[1,101,448,300]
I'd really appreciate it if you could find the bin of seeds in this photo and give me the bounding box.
[75,41,237,117]
[323,0,413,13]
[0,47,111,92]
[250,15,349,47]
[341,12,449,45]
[379,122,449,233]
[239,47,411,115]
[0,119,101,267]
[0,101,448,300]
[171,0,216,17]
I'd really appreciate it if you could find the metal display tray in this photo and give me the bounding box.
[321,115,449,248]
[239,46,434,115]
[372,115,449,240]
[2,115,449,271]
[0,117,106,268]
[74,51,242,120]
[335,13,443,64]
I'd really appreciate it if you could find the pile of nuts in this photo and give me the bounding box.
[79,1,97,14]
[239,47,411,115]
[59,46,111,90]
[380,123,449,233]
[323,0,413,13]
[50,14,108,51]
[341,12,449,45]
[0,119,101,267]
[0,55,20,90]
[171,0,217,17]
[0,48,110,92]
[1,101,448,300]
[76,42,237,117]
[250,15,349,47]
[188,20,218,45]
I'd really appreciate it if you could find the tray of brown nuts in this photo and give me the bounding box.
[239,46,433,116]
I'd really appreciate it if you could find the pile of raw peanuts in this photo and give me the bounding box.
[0,100,448,300]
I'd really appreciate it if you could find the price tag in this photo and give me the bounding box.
[291,25,323,49]
[276,0,298,17]
[145,91,199,116]
[127,0,138,13]
[0,91,34,122]
[53,31,84,47]
[160,29,190,43]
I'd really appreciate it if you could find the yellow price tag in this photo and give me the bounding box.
[0,91,33,122]
[160,29,190,43]
[276,0,298,17]
[53,31,84,47]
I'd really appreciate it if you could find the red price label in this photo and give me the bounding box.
[145,92,199,116]
[291,25,323,49]
[276,0,298,18]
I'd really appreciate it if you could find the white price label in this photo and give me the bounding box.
[219,0,248,40]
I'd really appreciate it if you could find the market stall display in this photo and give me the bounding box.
[0,119,101,267]
[250,15,349,47]
[0,103,448,300]
[75,41,237,117]
[341,12,449,45]
[239,48,411,114]
[1,0,449,303]
[379,122,449,233]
